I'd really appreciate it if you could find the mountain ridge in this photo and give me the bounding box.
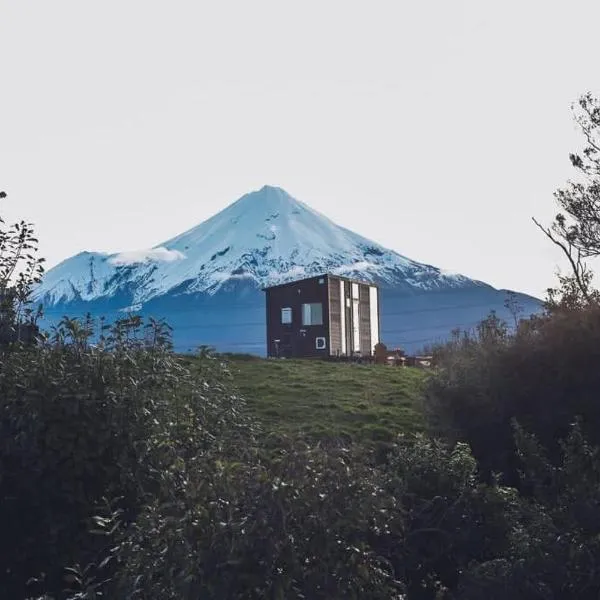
[34,185,486,307]
[33,185,542,353]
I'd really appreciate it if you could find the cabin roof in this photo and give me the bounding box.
[262,273,378,292]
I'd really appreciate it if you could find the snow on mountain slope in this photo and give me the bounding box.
[34,185,482,307]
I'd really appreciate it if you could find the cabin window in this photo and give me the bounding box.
[281,307,292,324]
[302,302,323,326]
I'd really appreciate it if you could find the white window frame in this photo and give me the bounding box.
[351,282,360,352]
[302,302,323,326]
[339,279,347,354]
[369,286,379,350]
[281,307,292,324]
[352,298,360,352]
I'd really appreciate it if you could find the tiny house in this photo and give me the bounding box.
[263,274,380,358]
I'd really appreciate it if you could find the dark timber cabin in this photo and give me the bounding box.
[263,274,380,358]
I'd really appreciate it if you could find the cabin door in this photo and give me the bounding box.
[280,332,293,358]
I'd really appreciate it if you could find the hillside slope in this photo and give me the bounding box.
[213,356,427,443]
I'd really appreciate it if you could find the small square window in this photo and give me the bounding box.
[302,303,323,326]
[281,307,292,324]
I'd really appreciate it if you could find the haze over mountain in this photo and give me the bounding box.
[34,186,542,353]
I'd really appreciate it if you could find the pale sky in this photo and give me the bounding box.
[2,0,599,299]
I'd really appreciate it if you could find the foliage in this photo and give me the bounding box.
[534,92,600,307]
[0,315,255,599]
[0,191,45,341]
[3,312,600,600]
[97,440,402,599]
[29,423,537,600]
[423,304,600,484]
[373,435,522,600]
[0,308,562,600]
[458,421,600,599]
[421,302,600,599]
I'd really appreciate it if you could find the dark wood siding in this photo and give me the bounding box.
[359,284,371,354]
[328,277,342,355]
[265,275,330,358]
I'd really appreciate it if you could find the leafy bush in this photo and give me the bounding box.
[6,313,600,599]
[0,315,255,599]
[53,432,533,600]
[423,306,600,483]
[458,421,600,600]
[100,439,402,599]
[371,434,525,600]
[0,192,44,344]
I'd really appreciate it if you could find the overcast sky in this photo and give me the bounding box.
[2,0,599,299]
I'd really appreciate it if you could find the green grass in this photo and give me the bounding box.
[222,356,427,444]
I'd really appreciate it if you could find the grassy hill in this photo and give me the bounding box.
[220,355,427,443]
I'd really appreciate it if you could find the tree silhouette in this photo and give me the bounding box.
[0,191,45,342]
[534,93,600,307]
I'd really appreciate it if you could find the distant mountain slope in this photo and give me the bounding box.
[34,185,542,353]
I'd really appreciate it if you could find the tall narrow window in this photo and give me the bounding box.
[369,286,379,349]
[281,307,292,324]
[352,298,360,352]
[302,302,323,326]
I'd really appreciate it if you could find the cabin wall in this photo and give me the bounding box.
[331,277,376,357]
[343,280,353,354]
[328,277,343,355]
[265,276,330,358]
[359,284,372,353]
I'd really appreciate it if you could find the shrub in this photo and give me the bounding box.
[423,306,600,483]
[59,433,530,600]
[0,315,255,599]
[458,421,600,600]
[371,434,524,600]
[100,439,402,599]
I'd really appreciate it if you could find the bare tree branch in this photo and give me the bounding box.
[532,217,593,303]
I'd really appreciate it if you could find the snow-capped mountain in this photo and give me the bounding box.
[34,185,542,353]
[35,185,476,307]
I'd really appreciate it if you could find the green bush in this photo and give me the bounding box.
[457,421,600,599]
[0,315,255,599]
[371,434,524,600]
[101,439,402,599]
[423,307,600,483]
[60,432,531,600]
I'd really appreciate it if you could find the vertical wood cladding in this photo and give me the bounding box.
[328,277,342,355]
[359,284,372,354]
[343,280,352,354]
